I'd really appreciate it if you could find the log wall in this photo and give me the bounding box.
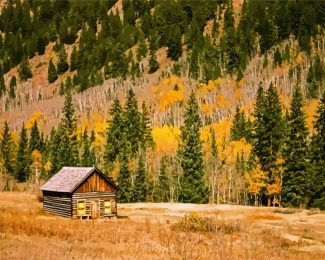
[72,191,117,218]
[43,191,72,218]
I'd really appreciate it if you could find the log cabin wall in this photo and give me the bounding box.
[43,191,72,218]
[72,192,117,218]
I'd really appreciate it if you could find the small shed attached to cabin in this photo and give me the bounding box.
[41,167,119,219]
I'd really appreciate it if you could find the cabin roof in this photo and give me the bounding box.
[41,167,118,193]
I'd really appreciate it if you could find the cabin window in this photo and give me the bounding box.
[77,200,86,215]
[104,200,112,214]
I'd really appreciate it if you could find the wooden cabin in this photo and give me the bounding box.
[41,167,119,219]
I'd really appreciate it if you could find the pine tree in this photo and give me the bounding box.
[81,129,92,166]
[154,156,170,202]
[122,89,142,155]
[0,73,6,97]
[48,59,58,83]
[254,83,285,174]
[89,130,96,166]
[230,106,248,141]
[1,122,14,174]
[59,82,65,96]
[104,98,123,169]
[178,92,209,203]
[48,128,61,178]
[15,123,30,182]
[282,86,311,207]
[310,93,325,209]
[9,76,16,99]
[141,102,153,148]
[70,46,78,71]
[57,45,69,74]
[263,84,285,173]
[133,153,147,202]
[29,120,42,152]
[167,24,182,61]
[60,89,79,166]
[18,57,33,81]
[148,51,159,73]
[117,150,132,202]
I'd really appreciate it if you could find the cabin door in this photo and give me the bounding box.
[91,200,99,219]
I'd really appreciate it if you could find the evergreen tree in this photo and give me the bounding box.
[1,122,14,174]
[178,92,209,203]
[230,106,248,141]
[70,46,78,71]
[167,25,182,61]
[104,98,123,169]
[254,83,285,176]
[148,51,159,73]
[48,128,61,178]
[9,76,16,99]
[29,120,42,152]
[48,59,58,83]
[0,73,6,97]
[18,57,33,81]
[154,156,170,202]
[60,89,79,166]
[89,130,96,166]
[65,76,73,93]
[81,129,92,166]
[282,86,311,207]
[59,82,65,96]
[141,102,153,148]
[310,93,325,209]
[57,45,69,74]
[122,89,142,155]
[117,150,133,202]
[133,153,147,202]
[15,123,30,182]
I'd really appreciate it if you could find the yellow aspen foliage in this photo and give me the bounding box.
[295,52,303,65]
[152,125,181,155]
[200,103,215,116]
[76,120,90,141]
[245,164,267,195]
[200,121,231,148]
[279,94,290,108]
[234,89,242,101]
[304,99,319,131]
[215,95,230,109]
[31,150,42,162]
[25,111,43,129]
[236,79,244,88]
[197,80,217,97]
[201,121,250,164]
[267,176,281,196]
[31,150,42,185]
[151,76,185,111]
[219,139,252,164]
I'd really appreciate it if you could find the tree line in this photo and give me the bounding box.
[0,86,324,208]
[230,84,324,209]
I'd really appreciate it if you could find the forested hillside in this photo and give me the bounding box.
[0,0,324,208]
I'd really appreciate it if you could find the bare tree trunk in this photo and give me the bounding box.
[217,184,220,204]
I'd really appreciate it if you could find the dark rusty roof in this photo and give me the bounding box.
[41,167,95,193]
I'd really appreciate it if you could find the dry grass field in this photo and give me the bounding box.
[0,192,324,260]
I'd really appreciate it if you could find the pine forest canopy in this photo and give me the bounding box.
[0,0,324,94]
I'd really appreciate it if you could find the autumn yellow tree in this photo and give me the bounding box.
[245,164,267,206]
[30,150,42,186]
